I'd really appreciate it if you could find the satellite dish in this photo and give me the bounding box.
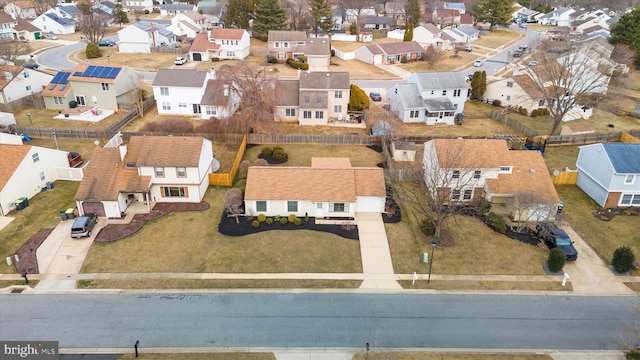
[211,158,221,173]
[552,169,560,176]
[94,140,100,147]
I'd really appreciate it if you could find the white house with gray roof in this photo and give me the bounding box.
[152,68,212,116]
[31,8,76,34]
[117,21,177,53]
[387,72,469,125]
[298,71,350,125]
[538,7,575,26]
[161,3,197,16]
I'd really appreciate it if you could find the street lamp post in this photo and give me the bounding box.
[27,113,32,125]
[107,55,110,64]
[427,240,437,283]
[504,51,510,71]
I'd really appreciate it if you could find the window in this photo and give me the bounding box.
[205,106,216,115]
[101,83,109,91]
[463,189,473,200]
[32,153,39,163]
[226,50,235,57]
[25,85,32,91]
[275,42,280,48]
[284,42,289,47]
[317,96,322,103]
[277,52,286,60]
[178,102,187,108]
[473,170,481,179]
[304,96,310,103]
[316,202,323,209]
[162,187,187,198]
[620,194,640,205]
[334,105,342,113]
[506,95,511,101]
[453,89,461,97]
[452,170,460,179]
[256,201,267,212]
[329,202,349,212]
[624,175,635,184]
[39,171,45,181]
[160,87,169,96]
[286,108,296,117]
[335,90,342,98]
[154,167,164,177]
[23,71,29,78]
[500,166,512,173]
[451,189,461,200]
[315,111,323,119]
[538,99,545,106]
[442,90,447,96]
[303,111,312,119]
[431,90,434,95]
[410,110,419,118]
[54,96,63,105]
[162,102,171,110]
[507,81,513,88]
[287,201,298,212]
[176,167,186,177]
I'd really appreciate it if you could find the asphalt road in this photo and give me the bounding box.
[1,293,638,350]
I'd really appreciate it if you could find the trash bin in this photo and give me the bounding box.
[59,210,68,220]
[19,197,29,207]
[46,181,54,190]
[65,208,76,219]
[14,199,25,211]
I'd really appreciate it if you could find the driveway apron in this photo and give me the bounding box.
[356,212,402,290]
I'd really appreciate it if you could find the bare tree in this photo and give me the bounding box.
[76,0,110,44]
[338,0,372,34]
[224,188,244,223]
[238,160,251,179]
[0,39,32,63]
[523,39,616,136]
[216,62,276,134]
[32,0,58,16]
[283,0,309,31]
[393,139,483,244]
[507,191,556,233]
[423,45,445,67]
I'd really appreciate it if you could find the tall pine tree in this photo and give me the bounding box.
[472,0,511,30]
[403,23,414,42]
[310,0,334,36]
[253,0,286,41]
[225,0,255,29]
[610,8,640,67]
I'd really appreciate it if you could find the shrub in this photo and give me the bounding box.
[274,215,281,222]
[612,245,635,273]
[266,55,278,63]
[531,109,539,117]
[272,148,286,160]
[294,218,302,226]
[304,212,309,221]
[486,212,506,233]
[286,58,308,70]
[349,84,370,112]
[273,146,284,152]
[519,107,528,116]
[288,214,297,223]
[279,217,288,225]
[475,199,492,218]
[420,218,435,236]
[295,55,307,62]
[265,217,273,225]
[257,214,266,222]
[254,158,269,167]
[261,147,273,156]
[211,57,220,62]
[85,42,102,58]
[547,248,566,273]
[492,99,502,107]
[251,220,260,228]
[331,49,335,56]
[238,160,251,179]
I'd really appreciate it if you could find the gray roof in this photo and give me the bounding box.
[161,4,196,10]
[135,21,175,38]
[393,141,416,151]
[299,91,327,109]
[519,9,539,16]
[152,69,209,87]
[268,30,307,42]
[45,13,75,26]
[601,143,640,174]
[374,41,424,55]
[58,5,80,15]
[306,38,330,56]
[275,80,299,106]
[456,24,479,36]
[424,97,456,111]
[360,16,395,25]
[299,72,349,90]
[200,79,231,107]
[443,2,466,10]
[409,72,469,90]
[394,83,424,108]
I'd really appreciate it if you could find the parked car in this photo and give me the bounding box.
[43,33,58,40]
[527,61,539,67]
[174,57,187,65]
[98,39,116,47]
[460,45,473,52]
[369,92,382,101]
[473,59,484,67]
[465,73,475,81]
[518,44,529,51]
[536,224,578,261]
[512,49,524,58]
[70,213,98,238]
[22,62,39,69]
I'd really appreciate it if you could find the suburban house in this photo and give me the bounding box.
[244,157,386,218]
[31,8,76,34]
[359,16,396,30]
[267,30,308,61]
[558,38,616,95]
[0,65,53,104]
[384,2,406,23]
[446,24,479,43]
[42,64,139,111]
[354,41,424,65]
[412,24,444,48]
[538,7,575,26]
[0,12,40,40]
[273,79,300,122]
[160,3,196,16]
[3,0,37,19]
[442,2,466,14]
[515,8,540,22]
[0,136,74,216]
[576,143,640,208]
[123,0,154,13]
[167,11,207,39]
[188,28,250,61]
[75,136,215,218]
[432,9,461,28]
[55,4,81,21]
[485,74,547,115]
[117,21,177,53]
[196,1,224,28]
[423,139,561,222]
[297,71,350,125]
[571,15,607,33]
[199,77,240,120]
[152,68,212,116]
[387,72,468,125]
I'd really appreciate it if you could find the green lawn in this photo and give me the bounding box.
[542,145,580,170]
[241,144,384,168]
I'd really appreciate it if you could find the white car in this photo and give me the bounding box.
[473,60,484,67]
[174,57,187,65]
[43,33,58,40]
[528,61,539,67]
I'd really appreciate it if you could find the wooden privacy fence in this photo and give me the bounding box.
[209,135,247,186]
[620,131,640,143]
[246,133,379,145]
[546,131,623,146]
[0,93,46,112]
[490,110,540,137]
[550,170,578,185]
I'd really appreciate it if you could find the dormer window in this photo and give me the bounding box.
[500,166,512,173]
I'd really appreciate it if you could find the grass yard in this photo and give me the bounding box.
[72,47,180,71]
[473,29,525,49]
[26,138,99,162]
[77,279,361,289]
[80,187,363,274]
[542,145,580,170]
[555,185,640,276]
[242,144,385,168]
[400,280,571,291]
[399,52,479,72]
[267,122,368,135]
[0,181,79,273]
[118,354,276,360]
[352,353,552,360]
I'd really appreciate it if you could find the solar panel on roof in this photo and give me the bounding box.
[74,71,83,76]
[106,67,120,79]
[51,72,64,84]
[98,67,112,78]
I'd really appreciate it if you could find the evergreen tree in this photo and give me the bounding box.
[113,4,129,28]
[610,8,640,68]
[472,0,512,30]
[253,0,286,41]
[310,0,334,36]
[404,0,421,27]
[225,0,255,29]
[403,23,414,42]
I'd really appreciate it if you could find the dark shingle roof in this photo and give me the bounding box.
[152,69,209,87]
[602,143,640,174]
[299,71,349,90]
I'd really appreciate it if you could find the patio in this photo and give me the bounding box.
[53,107,115,122]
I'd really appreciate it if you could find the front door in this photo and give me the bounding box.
[192,104,201,114]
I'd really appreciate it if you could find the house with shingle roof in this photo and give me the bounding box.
[424,139,561,222]
[387,72,469,125]
[354,41,424,64]
[0,65,53,104]
[200,77,240,120]
[244,157,386,218]
[75,136,214,218]
[538,7,575,26]
[267,31,331,71]
[167,11,207,39]
[432,8,461,28]
[359,16,396,30]
[123,0,153,13]
[188,28,250,61]
[273,79,300,122]
[152,68,212,116]
[31,8,76,34]
[485,74,548,115]
[3,0,37,19]
[0,136,73,216]
[41,71,73,110]
[117,21,177,53]
[577,143,640,208]
[160,3,196,16]
[297,71,350,125]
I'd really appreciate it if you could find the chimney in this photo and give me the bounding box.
[210,66,216,79]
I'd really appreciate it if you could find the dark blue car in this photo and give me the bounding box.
[546,228,578,261]
[98,39,116,47]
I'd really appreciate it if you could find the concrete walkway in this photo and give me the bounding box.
[355,212,402,290]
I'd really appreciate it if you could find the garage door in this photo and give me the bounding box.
[192,53,201,61]
[82,202,105,217]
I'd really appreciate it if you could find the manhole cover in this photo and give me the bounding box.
[11,288,24,293]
